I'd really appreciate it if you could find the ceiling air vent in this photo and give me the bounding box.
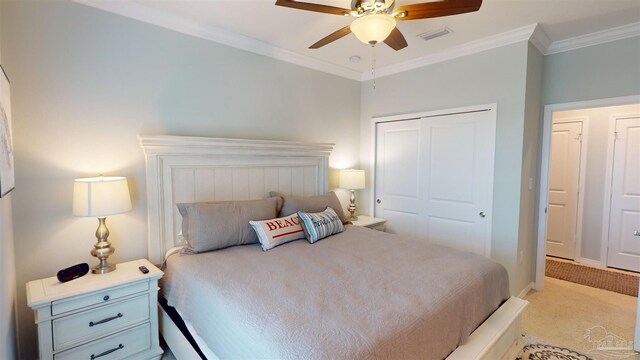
[417,27,452,42]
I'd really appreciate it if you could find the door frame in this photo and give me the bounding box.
[547,116,589,262]
[370,103,497,257]
[535,95,640,291]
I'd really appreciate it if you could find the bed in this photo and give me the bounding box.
[139,135,528,360]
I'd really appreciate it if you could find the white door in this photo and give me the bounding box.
[607,116,640,271]
[546,121,583,260]
[374,119,422,237]
[375,109,495,256]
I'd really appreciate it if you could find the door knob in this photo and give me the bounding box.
[634,230,640,237]
[376,199,382,204]
[479,211,486,218]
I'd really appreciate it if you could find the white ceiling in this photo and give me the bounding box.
[81,0,640,79]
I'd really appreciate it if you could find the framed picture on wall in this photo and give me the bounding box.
[0,64,14,197]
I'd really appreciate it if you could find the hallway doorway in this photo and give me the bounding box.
[536,95,640,290]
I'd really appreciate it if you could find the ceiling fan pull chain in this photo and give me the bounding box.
[372,44,376,90]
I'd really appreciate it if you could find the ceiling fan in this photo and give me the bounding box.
[275,0,482,51]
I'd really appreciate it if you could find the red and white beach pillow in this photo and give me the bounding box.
[250,213,306,251]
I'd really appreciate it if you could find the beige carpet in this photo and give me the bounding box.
[523,277,638,360]
[517,343,592,360]
[546,258,639,297]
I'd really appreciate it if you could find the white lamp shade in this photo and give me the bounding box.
[350,14,397,45]
[339,169,365,190]
[73,176,132,217]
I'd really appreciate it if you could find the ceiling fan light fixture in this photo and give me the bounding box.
[350,14,396,45]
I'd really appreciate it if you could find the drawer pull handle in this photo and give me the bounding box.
[103,295,109,301]
[90,344,124,360]
[89,313,123,327]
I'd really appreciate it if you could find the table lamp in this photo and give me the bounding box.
[339,169,365,221]
[73,176,132,274]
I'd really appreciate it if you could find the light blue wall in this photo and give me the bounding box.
[359,42,530,295]
[1,2,360,359]
[543,36,640,105]
[0,1,18,358]
[517,43,543,294]
[0,195,16,360]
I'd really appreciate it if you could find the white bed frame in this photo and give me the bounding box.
[139,134,528,360]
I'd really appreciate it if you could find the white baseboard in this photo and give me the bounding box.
[518,282,534,299]
[576,257,605,268]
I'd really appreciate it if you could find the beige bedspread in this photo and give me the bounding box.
[161,225,509,360]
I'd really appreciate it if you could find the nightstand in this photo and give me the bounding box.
[26,259,163,360]
[351,215,387,232]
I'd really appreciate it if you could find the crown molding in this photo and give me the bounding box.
[546,22,640,55]
[362,24,539,81]
[73,0,362,81]
[72,0,639,82]
[529,24,551,54]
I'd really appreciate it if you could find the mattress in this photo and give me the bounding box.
[161,225,510,360]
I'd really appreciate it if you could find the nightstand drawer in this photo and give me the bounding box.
[54,322,151,360]
[53,294,150,350]
[52,280,149,316]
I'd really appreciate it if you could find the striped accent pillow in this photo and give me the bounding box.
[297,207,345,244]
[250,214,306,251]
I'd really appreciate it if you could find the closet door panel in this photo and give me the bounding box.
[375,120,422,237]
[421,111,494,256]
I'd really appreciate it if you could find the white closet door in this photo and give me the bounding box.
[420,111,495,256]
[607,116,640,271]
[375,109,495,256]
[374,119,422,237]
[546,121,583,260]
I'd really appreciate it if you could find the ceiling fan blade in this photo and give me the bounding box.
[275,0,351,16]
[384,27,408,50]
[309,25,352,49]
[395,0,482,21]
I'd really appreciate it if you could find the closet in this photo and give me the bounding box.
[374,105,496,257]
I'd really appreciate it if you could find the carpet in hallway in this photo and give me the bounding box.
[545,258,639,297]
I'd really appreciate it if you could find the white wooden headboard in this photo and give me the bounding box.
[139,135,334,264]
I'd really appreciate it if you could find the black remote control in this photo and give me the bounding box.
[138,266,149,274]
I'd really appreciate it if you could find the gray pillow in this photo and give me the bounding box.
[270,193,284,214]
[177,198,279,253]
[275,191,348,224]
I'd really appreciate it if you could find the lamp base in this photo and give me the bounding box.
[91,217,116,274]
[92,262,116,274]
[348,189,358,222]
